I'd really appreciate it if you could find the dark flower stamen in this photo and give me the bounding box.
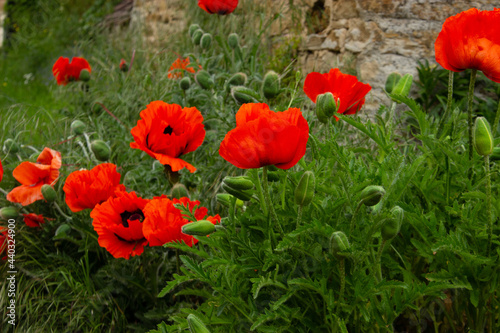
[120,210,144,227]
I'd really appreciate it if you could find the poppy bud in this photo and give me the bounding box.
[41,184,57,202]
[91,140,111,161]
[391,205,404,226]
[222,183,253,201]
[231,86,259,104]
[228,33,240,49]
[71,120,86,135]
[385,73,402,94]
[473,117,493,156]
[171,183,189,199]
[330,231,350,257]
[258,170,280,182]
[180,77,191,90]
[223,176,254,191]
[119,59,128,72]
[200,33,213,49]
[3,138,20,154]
[316,92,338,123]
[359,185,385,206]
[195,70,214,90]
[491,147,500,161]
[391,73,412,98]
[0,207,19,220]
[227,72,247,89]
[192,29,204,45]
[187,314,211,333]
[294,171,315,206]
[79,69,91,82]
[381,218,400,241]
[189,24,200,37]
[182,220,216,237]
[262,71,280,99]
[54,223,71,237]
[216,194,244,208]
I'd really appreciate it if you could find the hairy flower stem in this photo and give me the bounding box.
[376,239,387,283]
[349,202,363,235]
[467,69,477,163]
[493,97,500,135]
[485,155,492,256]
[253,169,268,216]
[386,101,397,139]
[296,205,303,229]
[338,258,345,311]
[437,71,454,136]
[262,166,283,235]
[53,202,72,221]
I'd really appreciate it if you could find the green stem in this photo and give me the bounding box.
[387,101,397,139]
[262,166,282,234]
[296,205,303,229]
[53,202,72,221]
[253,169,268,216]
[485,155,492,256]
[337,258,345,313]
[376,239,386,282]
[437,71,454,137]
[467,69,477,162]
[493,96,500,135]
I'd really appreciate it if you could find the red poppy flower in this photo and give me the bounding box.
[119,59,127,71]
[304,68,372,119]
[90,191,149,259]
[7,148,62,206]
[143,196,220,247]
[63,163,126,213]
[434,8,500,83]
[22,213,54,228]
[198,0,238,15]
[168,57,199,79]
[130,101,206,173]
[219,103,309,170]
[52,56,91,85]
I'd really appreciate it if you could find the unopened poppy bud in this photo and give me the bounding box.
[187,314,211,333]
[491,147,500,161]
[381,218,400,241]
[295,70,301,82]
[195,70,214,90]
[391,205,404,226]
[180,77,191,90]
[55,223,71,237]
[182,220,216,237]
[3,138,20,154]
[473,117,493,156]
[360,185,385,206]
[192,29,204,45]
[0,207,19,220]
[223,176,254,191]
[171,183,189,199]
[79,69,91,82]
[228,33,239,49]
[71,120,86,135]
[222,183,253,201]
[330,231,350,257]
[41,184,57,202]
[119,59,128,72]
[385,73,402,94]
[227,72,247,89]
[216,194,244,208]
[316,92,338,123]
[200,33,213,49]
[189,24,200,37]
[91,140,111,161]
[391,73,413,98]
[258,170,280,182]
[294,171,315,206]
[231,86,259,104]
[262,71,280,99]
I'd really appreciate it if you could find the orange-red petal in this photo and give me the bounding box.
[198,0,238,15]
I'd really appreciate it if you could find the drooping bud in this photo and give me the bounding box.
[222,183,253,201]
[189,24,200,37]
[187,314,211,333]
[223,176,254,191]
[54,223,71,237]
[119,59,128,72]
[227,33,240,49]
[192,29,204,46]
[41,184,57,202]
[359,185,385,206]
[391,206,404,226]
[3,138,20,154]
[231,86,259,104]
[391,73,413,98]
[316,92,338,123]
[180,77,191,90]
[91,140,111,161]
[182,220,216,236]
[195,70,214,90]
[385,73,402,94]
[200,33,213,50]
[294,171,315,206]
[79,69,91,82]
[71,120,86,135]
[473,117,493,156]
[0,207,19,220]
[170,183,189,199]
[330,231,350,257]
[216,194,244,208]
[227,72,247,90]
[381,218,400,241]
[262,71,280,99]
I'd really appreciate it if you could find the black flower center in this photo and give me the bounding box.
[163,125,173,135]
[119,210,144,228]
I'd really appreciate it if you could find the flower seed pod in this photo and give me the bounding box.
[262,71,280,99]
[0,207,19,220]
[180,77,191,90]
[330,231,350,257]
[188,24,200,37]
[71,120,86,135]
[200,33,213,50]
[227,72,247,90]
[192,29,204,46]
[360,185,385,206]
[316,92,338,123]
[41,184,57,202]
[187,314,211,333]
[216,194,243,208]
[381,218,400,241]
[91,140,111,161]
[294,171,315,206]
[222,183,253,201]
[231,86,259,104]
[385,73,402,94]
[3,138,20,154]
[391,73,412,98]
[227,33,240,49]
[170,183,189,199]
[223,176,254,191]
[473,117,493,156]
[79,69,91,82]
[195,70,214,90]
[182,220,216,236]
